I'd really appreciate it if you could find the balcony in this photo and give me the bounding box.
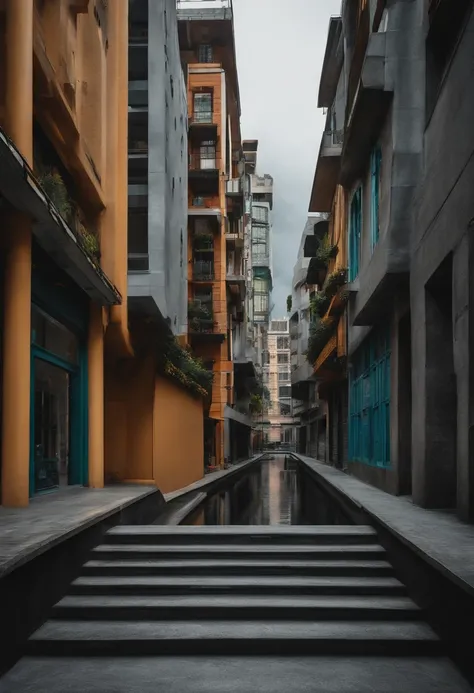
[188,196,221,222]
[340,32,393,186]
[188,301,226,343]
[308,129,343,214]
[192,260,214,281]
[225,178,243,197]
[128,182,148,208]
[188,112,218,142]
[226,264,246,302]
[226,218,244,246]
[0,128,120,305]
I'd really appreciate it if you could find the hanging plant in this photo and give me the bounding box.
[310,292,331,320]
[306,316,337,365]
[323,267,347,299]
[38,169,72,222]
[160,336,213,398]
[315,234,338,265]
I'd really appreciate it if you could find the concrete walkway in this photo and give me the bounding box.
[296,455,474,597]
[0,455,263,579]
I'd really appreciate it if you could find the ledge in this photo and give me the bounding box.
[0,128,121,305]
[294,454,474,598]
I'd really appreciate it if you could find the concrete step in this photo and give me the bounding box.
[2,656,472,693]
[70,575,406,597]
[82,559,395,577]
[52,594,422,621]
[91,543,387,561]
[105,525,378,545]
[28,620,442,657]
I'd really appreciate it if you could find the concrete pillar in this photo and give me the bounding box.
[88,304,104,488]
[1,0,33,507]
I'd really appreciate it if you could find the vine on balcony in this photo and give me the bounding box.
[306,316,337,365]
[315,234,338,264]
[160,336,213,398]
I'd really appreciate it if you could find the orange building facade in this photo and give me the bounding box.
[0,0,204,508]
[178,2,247,469]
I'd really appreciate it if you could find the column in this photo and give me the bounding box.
[88,304,104,488]
[1,0,33,507]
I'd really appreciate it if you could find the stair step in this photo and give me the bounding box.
[92,543,386,561]
[52,594,422,621]
[70,575,405,596]
[28,620,442,656]
[105,525,378,546]
[82,559,394,577]
[3,655,471,693]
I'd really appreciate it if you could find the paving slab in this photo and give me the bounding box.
[1,656,471,692]
[0,486,157,578]
[297,455,474,596]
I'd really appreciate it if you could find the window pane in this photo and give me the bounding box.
[31,305,79,364]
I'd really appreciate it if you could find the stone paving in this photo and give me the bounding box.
[296,455,474,596]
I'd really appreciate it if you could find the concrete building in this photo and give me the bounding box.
[411,0,474,520]
[0,0,205,507]
[177,0,250,468]
[128,0,188,335]
[290,216,326,458]
[264,318,297,447]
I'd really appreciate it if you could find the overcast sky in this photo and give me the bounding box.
[233,0,341,316]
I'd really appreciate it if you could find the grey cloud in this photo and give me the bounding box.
[233,0,341,314]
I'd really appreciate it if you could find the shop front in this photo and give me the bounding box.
[30,246,89,495]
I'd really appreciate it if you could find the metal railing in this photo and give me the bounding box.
[193,260,214,280]
[192,111,214,124]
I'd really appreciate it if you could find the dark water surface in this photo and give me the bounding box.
[184,455,349,526]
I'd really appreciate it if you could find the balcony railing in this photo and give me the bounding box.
[322,128,344,149]
[194,235,214,251]
[193,260,214,280]
[192,111,214,124]
[189,155,218,171]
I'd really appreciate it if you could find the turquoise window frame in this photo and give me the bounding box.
[348,186,362,282]
[370,145,382,249]
[349,325,391,468]
[29,342,88,496]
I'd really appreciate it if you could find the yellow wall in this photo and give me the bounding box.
[153,375,204,494]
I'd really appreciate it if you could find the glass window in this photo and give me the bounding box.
[280,400,292,416]
[193,92,213,122]
[252,226,267,243]
[279,385,291,399]
[278,371,290,382]
[252,206,268,223]
[198,44,213,63]
[254,293,269,314]
[349,186,362,282]
[31,305,79,364]
[277,353,289,364]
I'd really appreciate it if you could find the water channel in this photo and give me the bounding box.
[183,455,351,526]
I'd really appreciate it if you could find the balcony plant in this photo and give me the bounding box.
[315,234,338,265]
[160,335,213,398]
[324,267,347,296]
[188,300,213,332]
[37,168,72,222]
[306,316,336,365]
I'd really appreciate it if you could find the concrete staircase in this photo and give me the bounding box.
[1,526,472,692]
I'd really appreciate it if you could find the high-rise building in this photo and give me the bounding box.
[264,318,297,447]
[177,0,251,468]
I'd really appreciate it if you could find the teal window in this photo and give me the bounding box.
[370,146,382,249]
[349,325,391,467]
[348,186,362,282]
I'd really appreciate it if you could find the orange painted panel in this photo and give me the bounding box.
[153,376,204,494]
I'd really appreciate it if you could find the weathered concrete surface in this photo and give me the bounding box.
[296,455,474,596]
[0,485,159,578]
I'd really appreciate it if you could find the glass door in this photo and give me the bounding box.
[33,358,71,492]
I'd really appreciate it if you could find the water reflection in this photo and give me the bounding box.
[184,455,349,526]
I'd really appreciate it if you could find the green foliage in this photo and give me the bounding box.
[38,169,72,222]
[310,292,331,320]
[306,317,336,365]
[77,221,100,262]
[250,393,263,414]
[315,234,338,264]
[324,267,347,297]
[286,294,292,313]
[162,337,213,398]
[188,301,213,332]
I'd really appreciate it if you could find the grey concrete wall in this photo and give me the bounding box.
[128,0,188,335]
[412,8,474,520]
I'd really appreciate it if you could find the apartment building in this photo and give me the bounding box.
[0,0,206,507]
[290,216,326,459]
[264,319,297,447]
[177,0,249,468]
